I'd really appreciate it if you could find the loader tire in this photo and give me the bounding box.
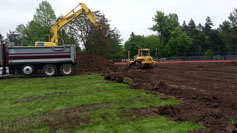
[137,62,143,69]
[43,64,57,77]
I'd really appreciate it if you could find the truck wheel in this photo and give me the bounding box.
[22,65,34,76]
[43,64,57,77]
[60,64,73,76]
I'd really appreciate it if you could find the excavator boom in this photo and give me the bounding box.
[36,3,109,46]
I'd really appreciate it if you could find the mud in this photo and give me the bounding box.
[119,63,237,132]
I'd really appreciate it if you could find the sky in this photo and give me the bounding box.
[0,0,236,43]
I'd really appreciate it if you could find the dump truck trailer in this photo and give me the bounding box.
[0,44,76,77]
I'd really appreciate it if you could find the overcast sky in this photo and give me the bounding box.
[0,0,236,43]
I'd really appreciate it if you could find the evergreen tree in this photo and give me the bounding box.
[220,8,237,52]
[182,21,188,33]
[187,19,196,33]
[204,16,213,32]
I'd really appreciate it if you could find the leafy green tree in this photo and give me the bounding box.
[16,1,57,45]
[124,32,159,58]
[145,35,159,57]
[164,28,192,56]
[125,33,146,57]
[151,11,192,57]
[151,11,179,49]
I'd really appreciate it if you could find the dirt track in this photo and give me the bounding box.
[122,62,237,132]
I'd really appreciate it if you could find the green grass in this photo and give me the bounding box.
[0,74,204,132]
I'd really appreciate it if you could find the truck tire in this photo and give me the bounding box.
[43,64,57,77]
[22,65,35,76]
[60,64,73,76]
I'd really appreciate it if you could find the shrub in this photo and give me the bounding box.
[204,49,214,60]
[214,55,222,60]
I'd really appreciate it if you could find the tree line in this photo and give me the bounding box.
[13,1,237,59]
[125,9,237,58]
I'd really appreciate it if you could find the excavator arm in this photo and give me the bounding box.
[36,3,109,46]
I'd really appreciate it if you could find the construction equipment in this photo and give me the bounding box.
[35,3,109,47]
[0,3,110,77]
[128,48,155,69]
[0,39,76,77]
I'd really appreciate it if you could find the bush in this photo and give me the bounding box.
[204,49,214,60]
[214,55,222,60]
[205,49,214,57]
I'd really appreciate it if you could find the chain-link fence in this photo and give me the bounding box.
[156,55,237,61]
[110,55,237,63]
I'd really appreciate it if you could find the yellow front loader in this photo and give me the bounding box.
[128,49,155,69]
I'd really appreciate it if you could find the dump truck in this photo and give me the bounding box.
[0,43,76,77]
[0,3,108,77]
[128,48,155,69]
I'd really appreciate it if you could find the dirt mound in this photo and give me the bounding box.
[75,51,117,74]
[104,72,124,83]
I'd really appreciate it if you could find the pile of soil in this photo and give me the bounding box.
[75,51,117,74]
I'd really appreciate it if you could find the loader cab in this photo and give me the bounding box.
[138,49,150,56]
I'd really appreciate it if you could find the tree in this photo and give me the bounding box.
[184,19,199,52]
[124,34,146,57]
[204,17,213,32]
[229,8,237,27]
[187,19,196,33]
[202,17,223,52]
[182,21,188,33]
[151,11,179,48]
[65,10,123,59]
[164,28,192,56]
[16,1,57,45]
[124,33,159,58]
[151,11,192,57]
[220,9,237,52]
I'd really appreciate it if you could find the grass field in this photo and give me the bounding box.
[0,74,204,132]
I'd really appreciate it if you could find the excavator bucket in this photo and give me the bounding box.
[101,26,110,38]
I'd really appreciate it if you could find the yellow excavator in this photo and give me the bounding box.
[35,3,109,46]
[128,48,156,69]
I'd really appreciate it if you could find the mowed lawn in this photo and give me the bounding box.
[0,74,204,132]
